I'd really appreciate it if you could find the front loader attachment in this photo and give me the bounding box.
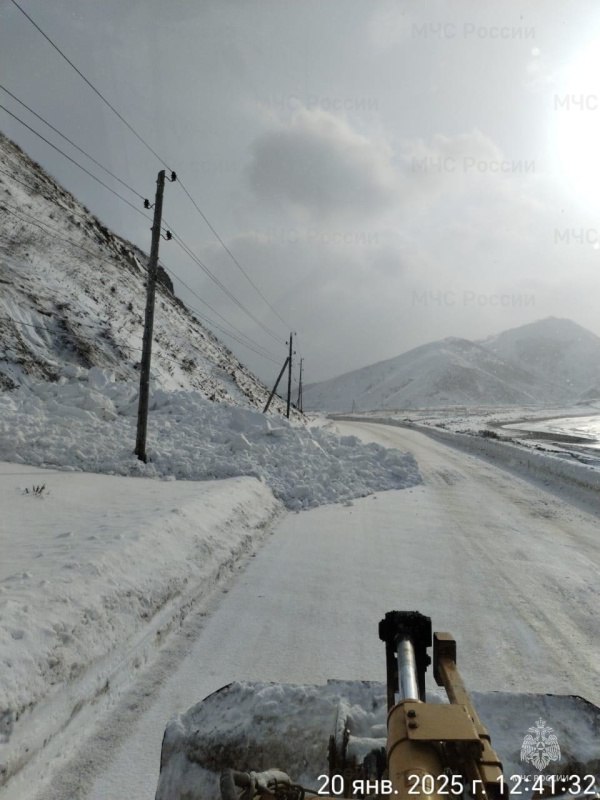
[155,613,600,800]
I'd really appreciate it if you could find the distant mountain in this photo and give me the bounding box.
[480,317,600,403]
[0,131,290,414]
[304,318,600,411]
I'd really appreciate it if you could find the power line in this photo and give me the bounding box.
[2,201,133,265]
[1,202,282,365]
[6,0,293,337]
[0,165,131,236]
[0,314,180,370]
[0,84,145,200]
[159,264,281,363]
[184,304,281,365]
[7,0,172,172]
[1,105,287,348]
[0,313,280,372]
[0,314,133,339]
[0,163,62,199]
[0,163,154,244]
[0,103,152,223]
[2,199,281,362]
[168,229,284,345]
[4,201,112,256]
[177,177,290,329]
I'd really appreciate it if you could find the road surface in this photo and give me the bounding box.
[34,421,600,800]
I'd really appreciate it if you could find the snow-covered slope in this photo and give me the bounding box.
[481,317,600,402]
[304,318,600,411]
[0,131,287,413]
[303,336,544,412]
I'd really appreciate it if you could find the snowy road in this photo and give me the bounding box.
[38,421,600,800]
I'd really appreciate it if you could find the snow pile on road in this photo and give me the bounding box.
[0,368,422,510]
[0,466,280,790]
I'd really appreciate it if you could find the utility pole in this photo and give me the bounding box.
[286,332,294,419]
[263,357,290,414]
[135,169,175,462]
[263,332,296,417]
[297,357,304,413]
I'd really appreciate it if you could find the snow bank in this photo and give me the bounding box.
[334,413,600,499]
[0,370,422,510]
[0,467,280,789]
[417,424,600,490]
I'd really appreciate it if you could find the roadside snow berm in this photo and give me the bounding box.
[155,612,600,800]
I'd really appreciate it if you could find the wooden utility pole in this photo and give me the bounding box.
[135,169,167,463]
[297,357,304,413]
[286,332,293,419]
[263,357,290,414]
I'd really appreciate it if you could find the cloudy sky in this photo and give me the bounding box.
[3,0,600,384]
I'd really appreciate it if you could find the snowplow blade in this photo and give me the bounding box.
[155,680,600,800]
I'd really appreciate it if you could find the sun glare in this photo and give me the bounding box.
[555,36,600,213]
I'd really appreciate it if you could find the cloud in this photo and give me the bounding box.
[246,107,396,222]
[187,224,436,381]
[199,119,595,383]
[395,130,509,208]
[367,0,421,49]
[247,114,532,228]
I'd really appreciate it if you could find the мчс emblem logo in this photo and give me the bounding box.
[520,719,561,771]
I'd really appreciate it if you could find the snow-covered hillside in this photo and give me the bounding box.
[480,317,600,402]
[304,318,600,411]
[303,335,544,411]
[0,132,288,413]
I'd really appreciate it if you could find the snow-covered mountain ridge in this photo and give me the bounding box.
[304,317,600,411]
[0,131,288,413]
